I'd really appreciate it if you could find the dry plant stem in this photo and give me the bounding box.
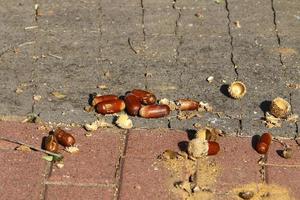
[272,137,288,148]
[261,163,300,168]
[0,136,63,158]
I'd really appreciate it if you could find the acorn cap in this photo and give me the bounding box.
[228,81,247,99]
[270,97,291,118]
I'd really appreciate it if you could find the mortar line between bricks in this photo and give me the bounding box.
[41,161,53,200]
[115,130,129,200]
[44,181,116,187]
[224,0,239,79]
[270,0,284,67]
[289,93,299,136]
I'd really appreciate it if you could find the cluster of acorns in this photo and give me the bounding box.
[43,128,76,153]
[90,89,201,118]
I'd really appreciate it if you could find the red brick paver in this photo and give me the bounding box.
[267,139,300,198]
[45,185,115,200]
[0,151,47,200]
[48,128,125,185]
[119,129,188,200]
[214,136,261,199]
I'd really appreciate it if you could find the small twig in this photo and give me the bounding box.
[128,37,138,54]
[0,136,63,158]
[273,137,288,148]
[24,26,38,30]
[48,53,63,60]
[18,41,36,47]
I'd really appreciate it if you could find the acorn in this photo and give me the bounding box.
[256,133,272,154]
[139,105,170,118]
[131,89,157,105]
[187,138,220,159]
[54,128,76,147]
[270,97,291,118]
[44,135,59,153]
[91,95,118,107]
[176,99,199,111]
[228,81,247,99]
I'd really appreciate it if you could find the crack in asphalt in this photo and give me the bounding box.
[270,0,284,66]
[224,0,239,79]
[173,0,183,64]
[140,0,146,42]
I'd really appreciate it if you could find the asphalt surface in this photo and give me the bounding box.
[0,0,299,137]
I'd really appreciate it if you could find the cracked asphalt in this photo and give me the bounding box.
[0,0,299,137]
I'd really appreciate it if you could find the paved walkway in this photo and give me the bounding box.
[0,0,299,137]
[0,0,299,199]
[0,121,299,200]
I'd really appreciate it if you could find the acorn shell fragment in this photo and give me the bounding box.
[270,97,291,118]
[228,81,247,99]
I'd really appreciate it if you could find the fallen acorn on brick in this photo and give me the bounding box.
[256,132,272,154]
[54,128,76,147]
[96,99,126,115]
[44,135,59,153]
[187,138,220,160]
[139,104,170,118]
[131,89,157,105]
[175,99,199,111]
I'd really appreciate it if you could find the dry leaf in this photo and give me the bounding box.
[177,111,202,120]
[84,119,114,131]
[286,114,298,123]
[199,101,213,112]
[51,91,66,99]
[263,112,282,128]
[286,83,300,89]
[97,84,108,90]
[15,145,31,152]
[158,150,178,160]
[33,95,42,101]
[276,48,297,56]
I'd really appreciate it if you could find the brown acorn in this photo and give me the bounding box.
[207,141,220,155]
[176,99,199,111]
[54,128,76,147]
[256,133,272,154]
[139,105,170,118]
[92,95,118,107]
[44,135,59,153]
[131,89,157,105]
[124,93,142,116]
[95,99,126,115]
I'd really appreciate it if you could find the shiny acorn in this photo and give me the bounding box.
[139,105,170,118]
[54,128,76,147]
[188,138,220,159]
[44,135,59,153]
[92,95,118,107]
[131,89,157,105]
[124,93,142,116]
[256,133,272,154]
[176,99,199,111]
[96,99,126,115]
